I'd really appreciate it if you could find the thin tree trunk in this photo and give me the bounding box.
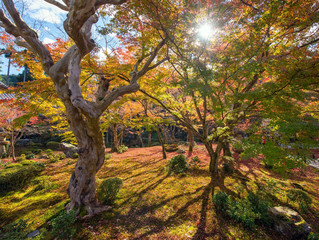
[105,131,109,148]
[148,131,152,147]
[205,141,223,177]
[157,127,166,159]
[10,129,16,162]
[137,130,144,148]
[188,129,195,156]
[160,125,168,144]
[111,124,119,153]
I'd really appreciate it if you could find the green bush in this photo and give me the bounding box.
[31,148,42,154]
[97,177,123,205]
[4,163,23,169]
[20,160,36,166]
[287,189,312,210]
[57,153,66,160]
[165,144,179,152]
[51,210,77,240]
[46,141,60,150]
[45,149,54,155]
[213,191,272,229]
[117,145,128,154]
[168,154,188,174]
[16,154,26,162]
[29,142,42,148]
[227,198,258,229]
[213,191,230,211]
[26,153,35,159]
[1,152,7,159]
[0,219,31,240]
[105,153,112,160]
[188,156,200,168]
[0,164,45,193]
[308,232,319,240]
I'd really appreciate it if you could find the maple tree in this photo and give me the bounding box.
[0,0,170,216]
[0,97,40,161]
[135,0,319,177]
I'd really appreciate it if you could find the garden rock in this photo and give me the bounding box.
[177,149,186,154]
[268,206,311,240]
[27,229,40,238]
[60,143,78,158]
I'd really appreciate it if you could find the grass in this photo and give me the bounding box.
[0,145,319,239]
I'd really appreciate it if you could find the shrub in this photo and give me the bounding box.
[20,160,36,166]
[222,162,233,174]
[168,154,188,174]
[213,191,230,211]
[227,198,258,229]
[26,153,35,159]
[4,163,23,169]
[30,142,42,147]
[51,210,77,240]
[117,145,128,154]
[0,219,31,240]
[1,152,7,159]
[16,154,26,162]
[57,153,66,160]
[0,164,45,193]
[308,232,319,240]
[46,141,60,150]
[31,148,42,154]
[287,189,312,210]
[213,191,272,229]
[45,149,54,155]
[188,156,200,168]
[48,156,58,163]
[165,144,179,152]
[105,153,111,160]
[97,177,123,205]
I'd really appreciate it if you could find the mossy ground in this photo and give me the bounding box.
[0,145,318,239]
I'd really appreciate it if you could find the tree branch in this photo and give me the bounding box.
[2,0,54,72]
[0,10,20,37]
[95,0,127,8]
[44,0,69,11]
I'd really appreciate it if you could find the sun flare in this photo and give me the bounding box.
[198,23,214,39]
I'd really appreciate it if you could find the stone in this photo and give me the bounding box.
[27,229,40,238]
[268,206,311,240]
[176,149,186,154]
[60,142,78,158]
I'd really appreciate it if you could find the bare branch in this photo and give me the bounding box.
[95,0,127,8]
[147,57,169,71]
[239,0,260,11]
[44,0,69,11]
[0,10,20,36]
[63,2,98,56]
[2,0,54,72]
[135,38,167,78]
[67,48,98,118]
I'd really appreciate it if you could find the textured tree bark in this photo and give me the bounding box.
[111,124,119,153]
[205,141,223,177]
[64,102,108,216]
[187,129,195,156]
